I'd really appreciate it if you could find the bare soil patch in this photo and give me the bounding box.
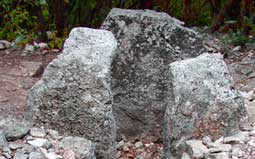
[0,49,58,119]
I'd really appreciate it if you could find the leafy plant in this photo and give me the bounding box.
[219,29,253,46]
[48,30,66,49]
[229,30,249,46]
[0,6,37,42]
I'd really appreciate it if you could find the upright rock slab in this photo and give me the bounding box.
[27,27,117,159]
[163,53,248,158]
[101,8,206,141]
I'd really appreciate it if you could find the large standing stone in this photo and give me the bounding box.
[26,27,117,159]
[163,53,248,158]
[101,8,206,141]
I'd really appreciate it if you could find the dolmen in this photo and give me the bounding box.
[27,8,248,159]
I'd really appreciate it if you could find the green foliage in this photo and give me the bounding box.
[0,5,37,42]
[243,16,255,35]
[0,0,254,49]
[67,0,97,26]
[157,0,212,26]
[220,29,255,46]
[229,30,249,46]
[48,30,66,49]
[0,0,12,12]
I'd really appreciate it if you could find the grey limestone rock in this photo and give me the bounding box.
[13,149,29,159]
[60,136,96,159]
[101,8,206,142]
[0,116,31,141]
[29,151,44,159]
[27,27,117,159]
[0,129,8,148]
[205,152,229,159]
[0,40,11,50]
[163,53,248,158]
[29,127,46,138]
[185,140,209,159]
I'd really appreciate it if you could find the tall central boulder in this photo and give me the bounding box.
[101,8,206,141]
[26,28,117,159]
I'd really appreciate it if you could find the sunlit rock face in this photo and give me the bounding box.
[101,8,206,141]
[27,27,117,159]
[163,53,248,158]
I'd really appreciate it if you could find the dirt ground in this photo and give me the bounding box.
[0,48,58,119]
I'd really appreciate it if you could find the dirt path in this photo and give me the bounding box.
[0,49,58,119]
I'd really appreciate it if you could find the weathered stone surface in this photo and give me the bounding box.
[0,129,8,148]
[62,150,75,159]
[40,149,62,159]
[27,138,51,148]
[38,43,48,50]
[163,53,248,157]
[208,144,232,153]
[30,127,46,138]
[20,61,43,77]
[225,131,249,145]
[181,152,191,159]
[60,136,96,159]
[0,116,31,141]
[46,129,59,140]
[9,142,27,150]
[186,140,209,159]
[26,27,117,159]
[29,151,44,159]
[101,8,206,141]
[205,152,229,159]
[202,136,212,147]
[0,40,11,50]
[24,44,35,53]
[13,149,29,159]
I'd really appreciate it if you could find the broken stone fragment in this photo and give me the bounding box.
[0,130,8,148]
[0,40,11,50]
[181,152,191,159]
[224,131,249,144]
[60,136,96,159]
[20,61,43,77]
[30,127,46,138]
[202,136,212,147]
[205,152,229,159]
[27,138,51,149]
[186,140,209,159]
[208,144,232,153]
[0,116,31,141]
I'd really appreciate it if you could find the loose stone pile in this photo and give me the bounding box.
[115,140,162,159]
[2,123,255,159]
[0,116,96,159]
[181,127,255,159]
[0,127,96,159]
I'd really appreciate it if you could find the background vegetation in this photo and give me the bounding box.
[0,0,255,48]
